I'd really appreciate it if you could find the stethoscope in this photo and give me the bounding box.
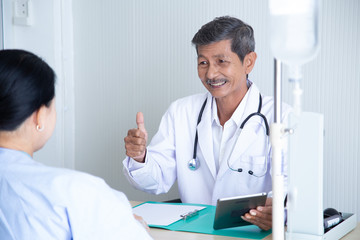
[188,93,270,177]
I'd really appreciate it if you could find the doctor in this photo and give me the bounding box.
[123,16,290,230]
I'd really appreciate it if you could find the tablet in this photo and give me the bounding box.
[213,192,267,230]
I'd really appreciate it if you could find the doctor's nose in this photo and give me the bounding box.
[205,64,220,80]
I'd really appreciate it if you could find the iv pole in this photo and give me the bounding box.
[271,58,285,240]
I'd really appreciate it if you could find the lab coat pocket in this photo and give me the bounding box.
[230,155,267,176]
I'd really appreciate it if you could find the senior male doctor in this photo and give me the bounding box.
[123,16,290,231]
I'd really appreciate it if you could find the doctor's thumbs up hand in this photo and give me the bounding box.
[124,112,148,163]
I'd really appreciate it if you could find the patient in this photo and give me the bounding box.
[0,49,152,240]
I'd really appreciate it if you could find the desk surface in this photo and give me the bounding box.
[131,201,359,240]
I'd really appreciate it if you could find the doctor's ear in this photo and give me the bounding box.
[244,52,257,75]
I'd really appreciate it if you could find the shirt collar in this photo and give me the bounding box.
[0,147,33,163]
[211,79,253,128]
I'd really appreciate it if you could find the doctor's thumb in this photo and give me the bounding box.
[136,112,147,133]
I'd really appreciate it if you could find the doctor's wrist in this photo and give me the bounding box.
[133,149,147,163]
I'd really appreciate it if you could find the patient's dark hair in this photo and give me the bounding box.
[192,16,255,63]
[0,49,55,131]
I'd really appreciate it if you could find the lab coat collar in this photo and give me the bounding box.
[211,79,253,128]
[197,93,217,180]
[217,84,264,179]
[210,94,249,129]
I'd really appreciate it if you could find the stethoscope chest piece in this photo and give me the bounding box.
[188,158,200,171]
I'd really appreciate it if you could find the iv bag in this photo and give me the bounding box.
[269,0,320,79]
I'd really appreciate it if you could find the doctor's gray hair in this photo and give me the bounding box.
[191,16,255,63]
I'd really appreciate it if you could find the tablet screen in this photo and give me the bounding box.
[213,192,267,230]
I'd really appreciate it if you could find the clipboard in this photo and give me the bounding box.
[132,202,206,226]
[133,201,271,239]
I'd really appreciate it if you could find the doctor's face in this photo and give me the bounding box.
[197,39,254,102]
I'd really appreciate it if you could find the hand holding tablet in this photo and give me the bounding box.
[213,192,268,230]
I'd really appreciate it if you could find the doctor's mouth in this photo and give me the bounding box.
[206,78,229,88]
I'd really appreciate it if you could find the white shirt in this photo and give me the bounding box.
[211,85,250,173]
[0,147,152,240]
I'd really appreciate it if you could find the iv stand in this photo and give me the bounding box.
[271,58,285,240]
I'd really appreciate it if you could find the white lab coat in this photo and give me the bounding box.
[123,83,291,205]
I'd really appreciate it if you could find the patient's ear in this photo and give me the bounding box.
[34,105,47,131]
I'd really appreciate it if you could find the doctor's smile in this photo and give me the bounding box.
[206,78,229,88]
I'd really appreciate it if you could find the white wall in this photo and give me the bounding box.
[4,0,359,220]
[2,0,74,168]
[0,0,3,48]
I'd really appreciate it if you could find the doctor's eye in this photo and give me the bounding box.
[198,60,208,66]
[218,59,229,65]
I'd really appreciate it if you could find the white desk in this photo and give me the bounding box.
[131,201,360,240]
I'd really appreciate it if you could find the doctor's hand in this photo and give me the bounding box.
[124,112,148,163]
[241,197,272,231]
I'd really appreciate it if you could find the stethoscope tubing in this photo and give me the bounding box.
[189,93,270,176]
[192,99,207,160]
